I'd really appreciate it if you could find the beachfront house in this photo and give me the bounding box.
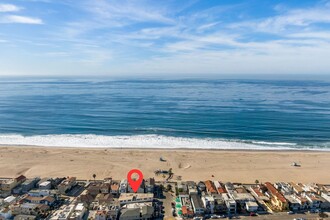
[204,180,217,195]
[264,182,288,211]
[214,181,227,195]
[110,181,120,197]
[284,195,301,211]
[127,180,145,193]
[58,177,76,195]
[222,193,236,215]
[119,180,128,194]
[245,201,258,212]
[144,178,155,194]
[0,176,26,193]
[190,194,204,215]
[21,178,41,194]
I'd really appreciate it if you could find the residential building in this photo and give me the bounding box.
[187,181,198,195]
[10,203,49,216]
[119,208,140,220]
[222,193,236,215]
[284,195,302,211]
[21,178,40,194]
[118,193,153,205]
[128,179,144,193]
[122,202,154,220]
[306,194,323,209]
[58,177,76,195]
[4,196,16,205]
[38,181,51,190]
[119,180,128,194]
[1,175,26,192]
[290,182,304,195]
[180,195,194,218]
[197,182,206,193]
[190,194,204,215]
[110,181,120,197]
[100,183,111,194]
[50,204,75,220]
[87,182,103,196]
[95,193,114,205]
[245,201,258,212]
[204,180,217,195]
[264,182,288,211]
[214,181,227,194]
[14,215,36,220]
[23,195,55,206]
[201,195,215,214]
[144,178,155,194]
[69,203,85,220]
[0,208,12,220]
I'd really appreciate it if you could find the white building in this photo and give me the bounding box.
[4,196,16,205]
[50,205,75,220]
[245,201,258,212]
[201,195,215,214]
[28,189,52,197]
[38,181,51,190]
[119,180,128,194]
[69,203,86,220]
[118,193,153,205]
[222,194,236,215]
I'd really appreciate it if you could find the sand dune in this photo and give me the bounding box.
[0,146,329,183]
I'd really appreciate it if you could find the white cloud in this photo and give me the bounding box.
[0,4,21,12]
[229,4,330,33]
[0,15,43,24]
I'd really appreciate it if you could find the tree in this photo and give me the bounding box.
[93,174,96,182]
[167,184,172,192]
[255,179,259,185]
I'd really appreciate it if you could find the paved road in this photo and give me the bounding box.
[162,191,175,219]
[239,212,324,220]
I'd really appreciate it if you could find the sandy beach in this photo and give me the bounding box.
[0,146,329,183]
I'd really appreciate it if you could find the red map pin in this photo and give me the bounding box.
[127,169,144,193]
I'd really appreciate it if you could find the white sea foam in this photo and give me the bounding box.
[0,134,328,151]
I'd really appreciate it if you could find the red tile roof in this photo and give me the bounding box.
[265,182,287,203]
[217,185,227,194]
[15,175,26,182]
[204,180,217,194]
[181,206,193,215]
[252,187,264,197]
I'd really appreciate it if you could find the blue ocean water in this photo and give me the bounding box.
[0,77,330,150]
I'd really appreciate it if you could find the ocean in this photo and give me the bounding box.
[0,77,330,150]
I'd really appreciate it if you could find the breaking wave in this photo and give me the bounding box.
[0,134,328,151]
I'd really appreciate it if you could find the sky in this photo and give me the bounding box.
[0,0,330,77]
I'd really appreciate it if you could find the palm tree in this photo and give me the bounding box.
[93,174,96,182]
[255,179,259,185]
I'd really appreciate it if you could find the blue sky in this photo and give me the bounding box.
[1,0,330,76]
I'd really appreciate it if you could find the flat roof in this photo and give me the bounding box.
[191,194,204,209]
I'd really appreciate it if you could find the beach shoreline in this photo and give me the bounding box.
[0,145,329,184]
[1,144,329,152]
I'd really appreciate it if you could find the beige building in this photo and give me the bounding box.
[58,177,76,195]
[118,193,153,205]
